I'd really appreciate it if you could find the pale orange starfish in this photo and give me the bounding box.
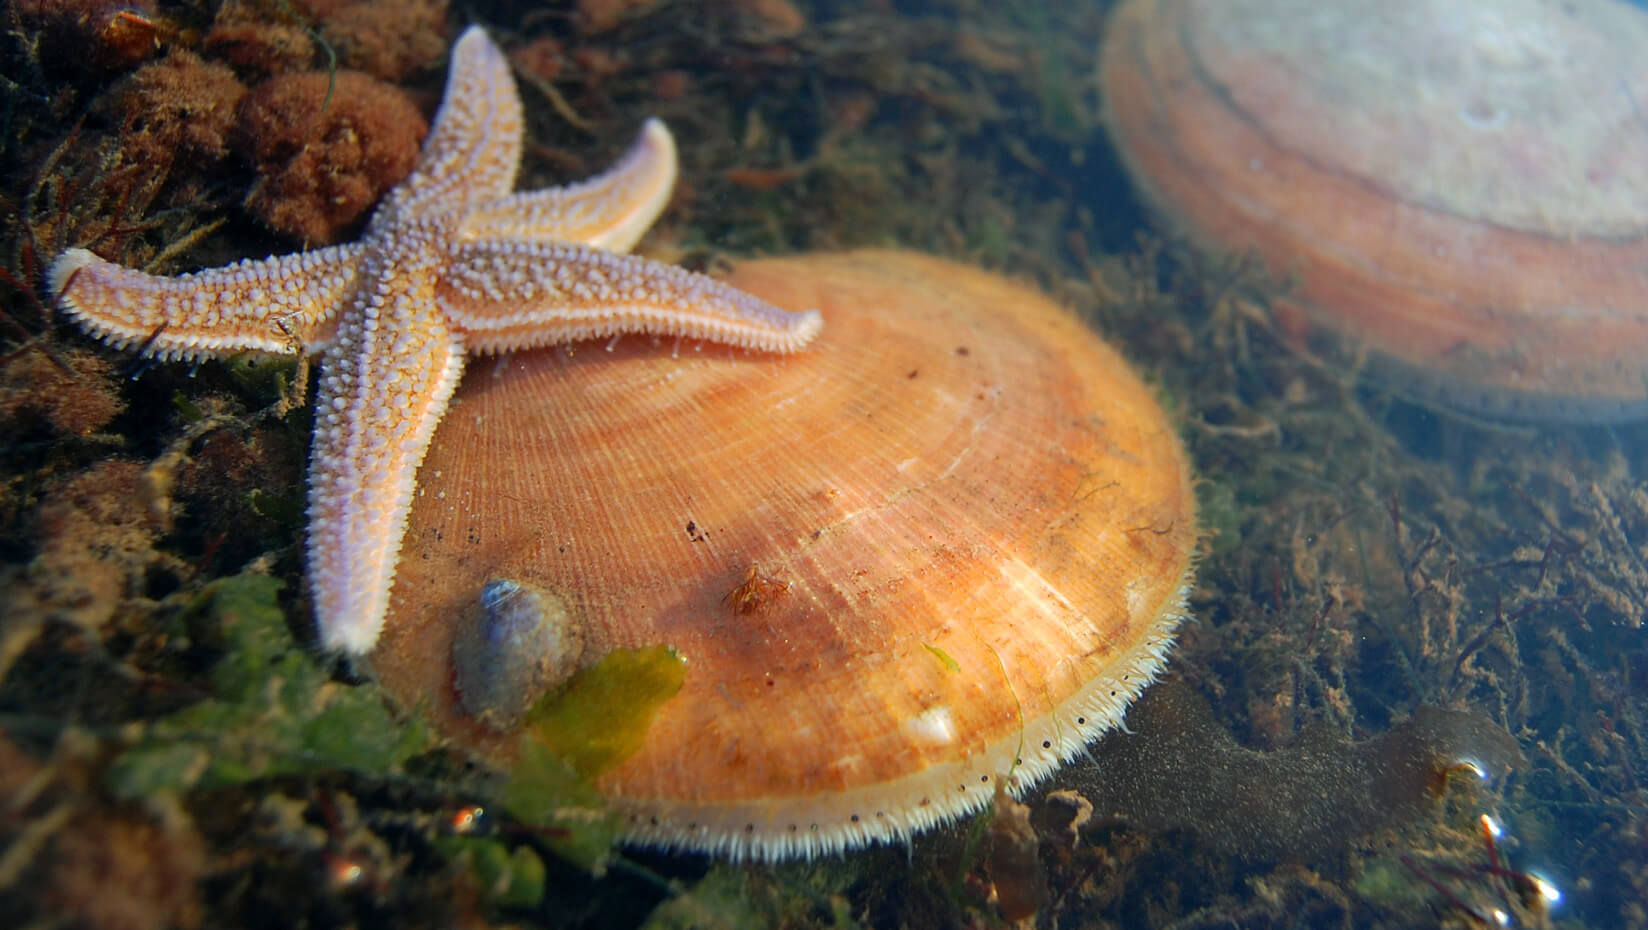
[49,26,822,654]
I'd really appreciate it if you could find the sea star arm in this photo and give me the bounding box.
[438,239,823,354]
[378,26,523,224]
[458,118,679,253]
[306,264,466,654]
[49,245,361,358]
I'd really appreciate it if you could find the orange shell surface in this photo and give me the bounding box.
[372,250,1196,860]
[1101,0,1648,420]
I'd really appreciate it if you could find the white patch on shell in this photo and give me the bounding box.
[1126,577,1150,625]
[904,706,957,747]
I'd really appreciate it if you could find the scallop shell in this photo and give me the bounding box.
[1101,0,1648,420]
[371,250,1197,860]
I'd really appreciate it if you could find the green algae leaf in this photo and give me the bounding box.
[107,573,430,799]
[924,642,961,673]
[642,869,771,930]
[642,866,862,930]
[431,836,547,910]
[172,391,206,423]
[524,645,686,780]
[1196,478,1244,555]
[493,645,687,873]
[192,573,290,699]
[105,742,211,798]
[223,352,300,401]
[497,740,621,874]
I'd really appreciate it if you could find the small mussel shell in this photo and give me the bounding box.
[374,250,1197,861]
[451,578,584,729]
[1101,0,1648,420]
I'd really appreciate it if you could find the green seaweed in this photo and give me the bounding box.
[924,642,962,674]
[171,391,206,424]
[495,740,619,873]
[247,487,305,528]
[641,869,775,930]
[1353,854,1434,912]
[1196,477,1244,555]
[524,645,687,781]
[222,353,301,404]
[107,574,431,798]
[642,866,861,930]
[432,836,547,910]
[1014,3,1081,139]
[964,211,1011,267]
[493,645,688,873]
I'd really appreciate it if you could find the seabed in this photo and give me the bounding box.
[1,1,1643,928]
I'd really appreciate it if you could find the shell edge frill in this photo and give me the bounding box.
[608,571,1195,863]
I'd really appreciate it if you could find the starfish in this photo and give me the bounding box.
[48,26,823,655]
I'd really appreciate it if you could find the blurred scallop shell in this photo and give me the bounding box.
[1101,0,1648,420]
[371,250,1198,860]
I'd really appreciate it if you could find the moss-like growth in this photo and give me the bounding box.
[107,573,431,797]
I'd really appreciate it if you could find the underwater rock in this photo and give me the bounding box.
[42,807,207,930]
[2,461,159,643]
[734,0,807,38]
[575,0,665,35]
[0,732,205,930]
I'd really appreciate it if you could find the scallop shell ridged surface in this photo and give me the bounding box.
[1101,0,1648,420]
[372,250,1197,860]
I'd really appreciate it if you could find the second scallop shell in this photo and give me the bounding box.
[1101,0,1648,420]
[370,250,1197,860]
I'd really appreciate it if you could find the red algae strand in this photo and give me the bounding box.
[735,0,807,38]
[104,49,247,167]
[234,70,427,244]
[984,784,1050,922]
[16,0,162,72]
[0,347,124,438]
[324,0,448,81]
[289,0,450,81]
[575,0,666,34]
[202,6,315,81]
